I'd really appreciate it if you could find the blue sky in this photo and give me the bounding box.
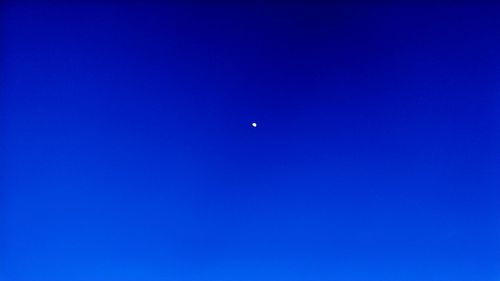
[2,3,500,281]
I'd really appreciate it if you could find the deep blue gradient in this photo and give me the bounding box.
[2,3,500,281]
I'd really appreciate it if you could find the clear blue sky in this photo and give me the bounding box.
[2,2,500,281]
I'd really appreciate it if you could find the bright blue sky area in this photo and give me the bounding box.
[2,3,500,281]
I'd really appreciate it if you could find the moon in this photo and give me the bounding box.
[251,122,257,128]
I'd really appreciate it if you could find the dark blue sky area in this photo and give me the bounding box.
[2,3,500,281]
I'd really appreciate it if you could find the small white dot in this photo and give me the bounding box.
[251,122,257,127]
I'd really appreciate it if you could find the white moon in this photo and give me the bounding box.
[251,122,257,127]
